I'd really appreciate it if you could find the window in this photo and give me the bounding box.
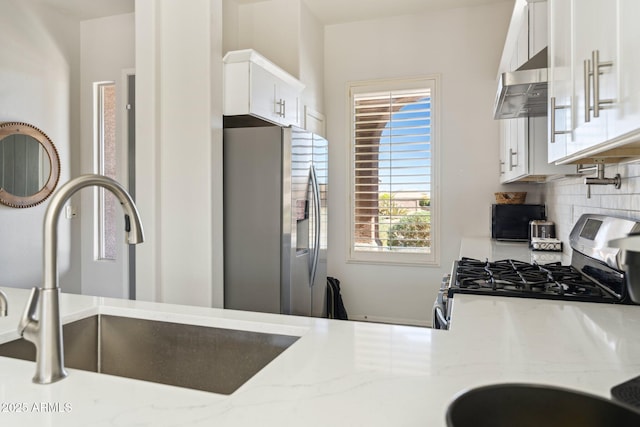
[349,77,439,265]
[94,82,117,260]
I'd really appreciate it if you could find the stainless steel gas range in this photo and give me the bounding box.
[433,214,640,330]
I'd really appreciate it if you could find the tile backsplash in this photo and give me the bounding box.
[544,162,640,245]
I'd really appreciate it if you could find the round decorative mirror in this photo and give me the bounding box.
[0,122,60,208]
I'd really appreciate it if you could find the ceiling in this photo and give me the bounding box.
[302,0,513,25]
[34,0,134,20]
[35,0,513,23]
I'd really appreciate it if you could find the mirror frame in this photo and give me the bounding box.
[0,122,61,208]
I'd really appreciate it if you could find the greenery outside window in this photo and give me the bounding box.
[348,77,439,265]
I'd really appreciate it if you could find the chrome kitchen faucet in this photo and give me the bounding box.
[18,175,144,384]
[0,289,7,317]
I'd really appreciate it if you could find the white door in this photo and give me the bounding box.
[80,74,134,299]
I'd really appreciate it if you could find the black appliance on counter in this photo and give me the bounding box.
[434,214,640,330]
[491,204,546,241]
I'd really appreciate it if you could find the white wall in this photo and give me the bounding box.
[299,1,325,117]
[0,0,77,291]
[224,0,325,122]
[79,13,135,298]
[135,0,224,307]
[236,0,300,78]
[222,0,240,54]
[324,2,517,326]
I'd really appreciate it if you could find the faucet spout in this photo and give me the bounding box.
[584,163,621,199]
[43,175,144,291]
[0,289,7,316]
[19,174,144,384]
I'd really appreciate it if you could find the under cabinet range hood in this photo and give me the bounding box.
[494,47,548,120]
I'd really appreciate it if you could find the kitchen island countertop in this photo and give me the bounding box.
[2,279,640,426]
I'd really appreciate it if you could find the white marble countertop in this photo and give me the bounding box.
[2,242,640,426]
[459,237,571,264]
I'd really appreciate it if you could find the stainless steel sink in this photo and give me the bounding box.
[0,315,299,394]
[446,383,640,427]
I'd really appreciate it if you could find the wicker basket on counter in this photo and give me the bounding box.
[494,192,527,204]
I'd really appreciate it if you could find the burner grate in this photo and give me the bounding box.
[453,258,611,300]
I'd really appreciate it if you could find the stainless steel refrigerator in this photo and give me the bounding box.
[223,125,328,317]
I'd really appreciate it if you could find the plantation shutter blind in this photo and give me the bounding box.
[352,88,432,255]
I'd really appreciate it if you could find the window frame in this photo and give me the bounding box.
[93,81,118,261]
[346,76,441,266]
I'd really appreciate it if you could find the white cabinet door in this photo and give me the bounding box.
[511,118,527,179]
[502,118,527,182]
[515,4,529,68]
[548,0,572,162]
[224,50,305,127]
[610,0,640,140]
[250,63,279,123]
[499,119,509,182]
[249,64,302,127]
[528,1,548,58]
[276,78,301,127]
[548,0,640,164]
[570,0,616,154]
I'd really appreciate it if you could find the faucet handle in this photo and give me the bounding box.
[18,287,40,336]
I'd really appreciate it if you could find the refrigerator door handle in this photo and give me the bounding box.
[309,165,321,289]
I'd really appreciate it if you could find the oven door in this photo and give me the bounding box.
[433,275,450,330]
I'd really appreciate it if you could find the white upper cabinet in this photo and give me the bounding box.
[611,0,640,140]
[502,116,574,184]
[515,7,529,69]
[528,0,548,58]
[548,0,640,164]
[501,117,528,183]
[246,62,280,124]
[223,49,305,127]
[500,16,527,183]
[499,0,575,183]
[548,0,572,162]
[570,0,615,151]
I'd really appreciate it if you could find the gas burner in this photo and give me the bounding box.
[452,257,620,302]
[493,259,538,271]
[458,278,493,289]
[538,264,584,282]
[458,257,489,269]
[558,280,607,297]
[494,269,549,285]
[436,215,637,331]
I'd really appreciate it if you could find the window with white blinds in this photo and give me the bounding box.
[349,77,439,265]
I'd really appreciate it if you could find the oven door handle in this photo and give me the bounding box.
[434,304,449,330]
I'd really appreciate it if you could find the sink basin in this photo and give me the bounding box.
[446,383,640,427]
[0,315,299,394]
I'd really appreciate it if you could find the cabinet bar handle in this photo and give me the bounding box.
[509,148,518,170]
[593,50,600,118]
[584,58,592,123]
[550,96,571,143]
[550,96,556,143]
[275,99,286,117]
[592,49,614,118]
